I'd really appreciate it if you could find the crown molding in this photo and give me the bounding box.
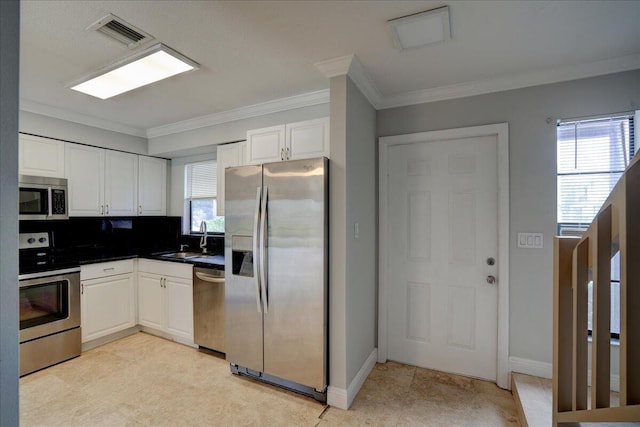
[314,54,355,78]
[21,54,639,141]
[146,89,329,138]
[379,53,640,109]
[19,99,147,138]
[315,54,382,108]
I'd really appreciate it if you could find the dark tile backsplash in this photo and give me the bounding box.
[19,217,224,257]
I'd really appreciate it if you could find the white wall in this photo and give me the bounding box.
[377,70,640,367]
[0,1,20,423]
[20,111,148,155]
[148,103,329,157]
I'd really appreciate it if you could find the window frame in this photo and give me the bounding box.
[183,159,225,235]
[556,112,635,341]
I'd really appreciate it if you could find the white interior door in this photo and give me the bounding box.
[386,134,499,381]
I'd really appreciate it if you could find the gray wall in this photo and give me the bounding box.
[0,1,20,424]
[329,76,348,389]
[377,70,640,365]
[20,111,148,155]
[329,75,377,391]
[345,77,377,383]
[148,103,329,157]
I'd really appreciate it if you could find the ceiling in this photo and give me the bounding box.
[20,1,640,138]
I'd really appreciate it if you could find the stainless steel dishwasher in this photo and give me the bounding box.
[193,267,225,353]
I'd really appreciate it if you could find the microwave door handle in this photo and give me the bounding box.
[47,188,53,217]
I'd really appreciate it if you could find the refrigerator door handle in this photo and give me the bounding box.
[259,186,269,313]
[253,186,263,313]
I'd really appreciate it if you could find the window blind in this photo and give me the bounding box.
[557,115,634,227]
[185,160,217,199]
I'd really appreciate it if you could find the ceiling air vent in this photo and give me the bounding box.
[87,14,154,49]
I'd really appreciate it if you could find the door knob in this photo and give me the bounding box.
[486,275,496,284]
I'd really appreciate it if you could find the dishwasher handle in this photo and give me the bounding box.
[195,271,225,284]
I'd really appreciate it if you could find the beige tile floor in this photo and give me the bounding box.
[21,332,520,426]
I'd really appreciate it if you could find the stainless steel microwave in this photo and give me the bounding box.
[19,175,68,220]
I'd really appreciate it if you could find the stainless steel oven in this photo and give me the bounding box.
[19,256,81,375]
[19,175,68,220]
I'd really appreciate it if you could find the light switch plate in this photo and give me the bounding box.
[518,232,543,249]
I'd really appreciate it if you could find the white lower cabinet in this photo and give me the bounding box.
[80,260,136,343]
[137,259,193,343]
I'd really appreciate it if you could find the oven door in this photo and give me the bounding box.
[19,271,80,343]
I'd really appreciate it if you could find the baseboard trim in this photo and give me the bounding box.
[509,356,620,392]
[81,326,141,352]
[327,348,377,410]
[509,357,552,379]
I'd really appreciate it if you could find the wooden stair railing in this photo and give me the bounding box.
[553,152,640,425]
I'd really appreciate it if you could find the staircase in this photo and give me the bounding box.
[552,152,640,425]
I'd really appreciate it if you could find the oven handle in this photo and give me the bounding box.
[19,267,81,282]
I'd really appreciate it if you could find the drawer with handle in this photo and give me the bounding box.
[81,259,134,280]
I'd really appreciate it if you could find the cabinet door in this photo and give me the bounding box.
[104,151,138,216]
[216,142,243,215]
[246,125,286,165]
[65,143,105,216]
[286,118,330,160]
[81,274,135,343]
[165,276,193,342]
[138,156,167,216]
[138,272,164,330]
[19,134,65,178]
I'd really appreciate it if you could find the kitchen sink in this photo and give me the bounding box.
[159,251,203,259]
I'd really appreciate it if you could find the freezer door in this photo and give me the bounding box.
[262,157,328,390]
[225,164,264,372]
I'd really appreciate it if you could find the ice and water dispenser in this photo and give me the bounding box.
[231,235,254,277]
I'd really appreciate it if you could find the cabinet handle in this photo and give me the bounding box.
[280,148,284,161]
[81,283,84,295]
[286,147,290,160]
[106,204,110,215]
[138,205,142,215]
[103,267,115,272]
[100,205,104,215]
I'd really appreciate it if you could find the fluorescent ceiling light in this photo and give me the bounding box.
[71,43,199,99]
[388,6,451,52]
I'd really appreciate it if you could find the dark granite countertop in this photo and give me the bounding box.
[76,249,225,270]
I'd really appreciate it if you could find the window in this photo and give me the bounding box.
[557,113,635,340]
[184,160,224,234]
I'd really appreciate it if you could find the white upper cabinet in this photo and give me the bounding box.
[104,150,138,216]
[216,141,246,216]
[246,118,329,165]
[286,118,330,160]
[246,125,286,165]
[66,143,142,217]
[138,156,167,216]
[66,143,105,216]
[19,134,66,178]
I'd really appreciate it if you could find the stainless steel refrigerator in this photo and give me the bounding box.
[224,157,328,401]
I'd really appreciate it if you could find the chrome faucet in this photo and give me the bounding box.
[199,220,208,254]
